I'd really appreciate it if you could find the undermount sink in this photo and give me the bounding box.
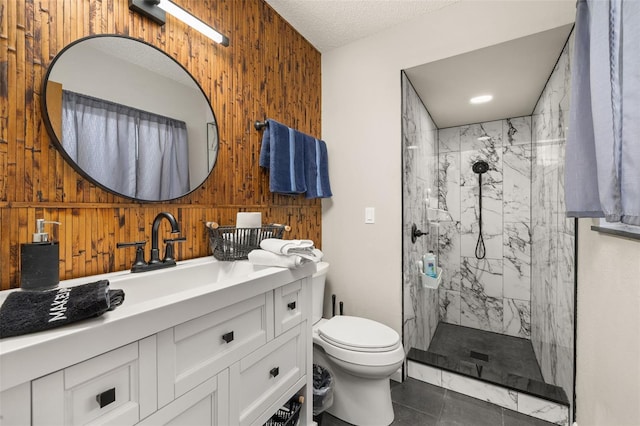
[63,257,275,306]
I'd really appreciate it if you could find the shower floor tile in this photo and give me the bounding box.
[428,322,543,381]
[407,322,569,405]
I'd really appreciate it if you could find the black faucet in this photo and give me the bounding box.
[150,212,181,265]
[117,212,185,273]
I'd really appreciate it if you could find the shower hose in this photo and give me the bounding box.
[475,172,486,259]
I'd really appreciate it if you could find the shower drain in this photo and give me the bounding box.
[470,350,489,362]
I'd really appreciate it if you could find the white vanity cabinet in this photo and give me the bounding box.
[156,282,310,426]
[0,262,313,426]
[31,337,158,426]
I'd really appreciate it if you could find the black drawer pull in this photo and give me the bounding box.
[96,388,116,409]
[222,331,234,343]
[287,301,296,310]
[270,367,279,378]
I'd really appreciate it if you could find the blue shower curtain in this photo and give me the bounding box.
[565,0,640,226]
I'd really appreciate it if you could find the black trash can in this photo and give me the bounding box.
[312,364,333,425]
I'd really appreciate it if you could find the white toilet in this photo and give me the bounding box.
[312,262,405,426]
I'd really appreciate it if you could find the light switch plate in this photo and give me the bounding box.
[365,207,375,224]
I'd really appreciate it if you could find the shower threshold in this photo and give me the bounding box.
[407,323,570,425]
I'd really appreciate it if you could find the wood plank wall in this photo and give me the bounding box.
[0,0,322,289]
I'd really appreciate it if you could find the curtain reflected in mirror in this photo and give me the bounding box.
[61,91,190,200]
[41,35,218,201]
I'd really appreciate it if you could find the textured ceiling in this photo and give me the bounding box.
[265,0,460,52]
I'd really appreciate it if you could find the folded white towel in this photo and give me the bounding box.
[260,238,315,255]
[248,248,324,268]
[248,249,308,268]
[297,248,323,263]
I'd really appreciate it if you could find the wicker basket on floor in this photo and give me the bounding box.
[206,221,290,261]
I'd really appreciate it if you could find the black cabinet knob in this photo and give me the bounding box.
[270,367,279,378]
[96,388,116,409]
[222,331,234,343]
[287,301,296,310]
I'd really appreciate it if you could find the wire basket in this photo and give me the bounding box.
[206,222,289,261]
[264,398,302,426]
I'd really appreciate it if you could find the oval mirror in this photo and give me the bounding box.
[41,35,218,201]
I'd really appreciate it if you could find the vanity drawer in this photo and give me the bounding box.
[138,370,229,426]
[231,324,306,426]
[274,279,304,336]
[158,292,274,406]
[32,338,157,426]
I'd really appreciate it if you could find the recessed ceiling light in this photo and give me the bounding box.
[470,95,493,104]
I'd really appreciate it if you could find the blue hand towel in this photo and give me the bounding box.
[259,119,306,194]
[304,135,333,199]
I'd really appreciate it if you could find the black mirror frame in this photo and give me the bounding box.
[40,34,219,202]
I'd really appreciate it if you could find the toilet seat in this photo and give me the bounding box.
[313,316,405,367]
[318,316,400,352]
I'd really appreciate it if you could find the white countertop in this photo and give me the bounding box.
[0,257,316,392]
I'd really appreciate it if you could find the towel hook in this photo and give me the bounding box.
[254,120,268,131]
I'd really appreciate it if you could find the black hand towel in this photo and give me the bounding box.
[0,280,125,339]
[108,289,125,310]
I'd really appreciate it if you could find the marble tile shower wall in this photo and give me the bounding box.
[402,30,575,407]
[437,117,533,339]
[402,73,439,353]
[530,31,575,402]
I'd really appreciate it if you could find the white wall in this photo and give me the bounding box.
[576,219,640,425]
[321,0,576,335]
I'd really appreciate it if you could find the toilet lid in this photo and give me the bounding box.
[317,316,400,352]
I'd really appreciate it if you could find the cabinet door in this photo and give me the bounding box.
[138,370,229,426]
[32,337,156,426]
[229,324,306,426]
[157,292,273,407]
[0,383,30,426]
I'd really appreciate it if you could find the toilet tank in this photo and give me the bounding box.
[312,262,329,324]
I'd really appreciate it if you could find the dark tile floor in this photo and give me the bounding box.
[320,378,555,426]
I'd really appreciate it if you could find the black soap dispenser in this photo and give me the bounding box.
[20,219,61,291]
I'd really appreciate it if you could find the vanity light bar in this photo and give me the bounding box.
[158,0,230,46]
[129,0,229,47]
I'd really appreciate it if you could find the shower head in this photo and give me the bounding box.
[472,160,489,174]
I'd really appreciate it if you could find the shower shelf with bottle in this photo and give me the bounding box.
[411,189,450,290]
[419,267,442,289]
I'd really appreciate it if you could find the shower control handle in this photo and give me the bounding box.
[411,223,427,244]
